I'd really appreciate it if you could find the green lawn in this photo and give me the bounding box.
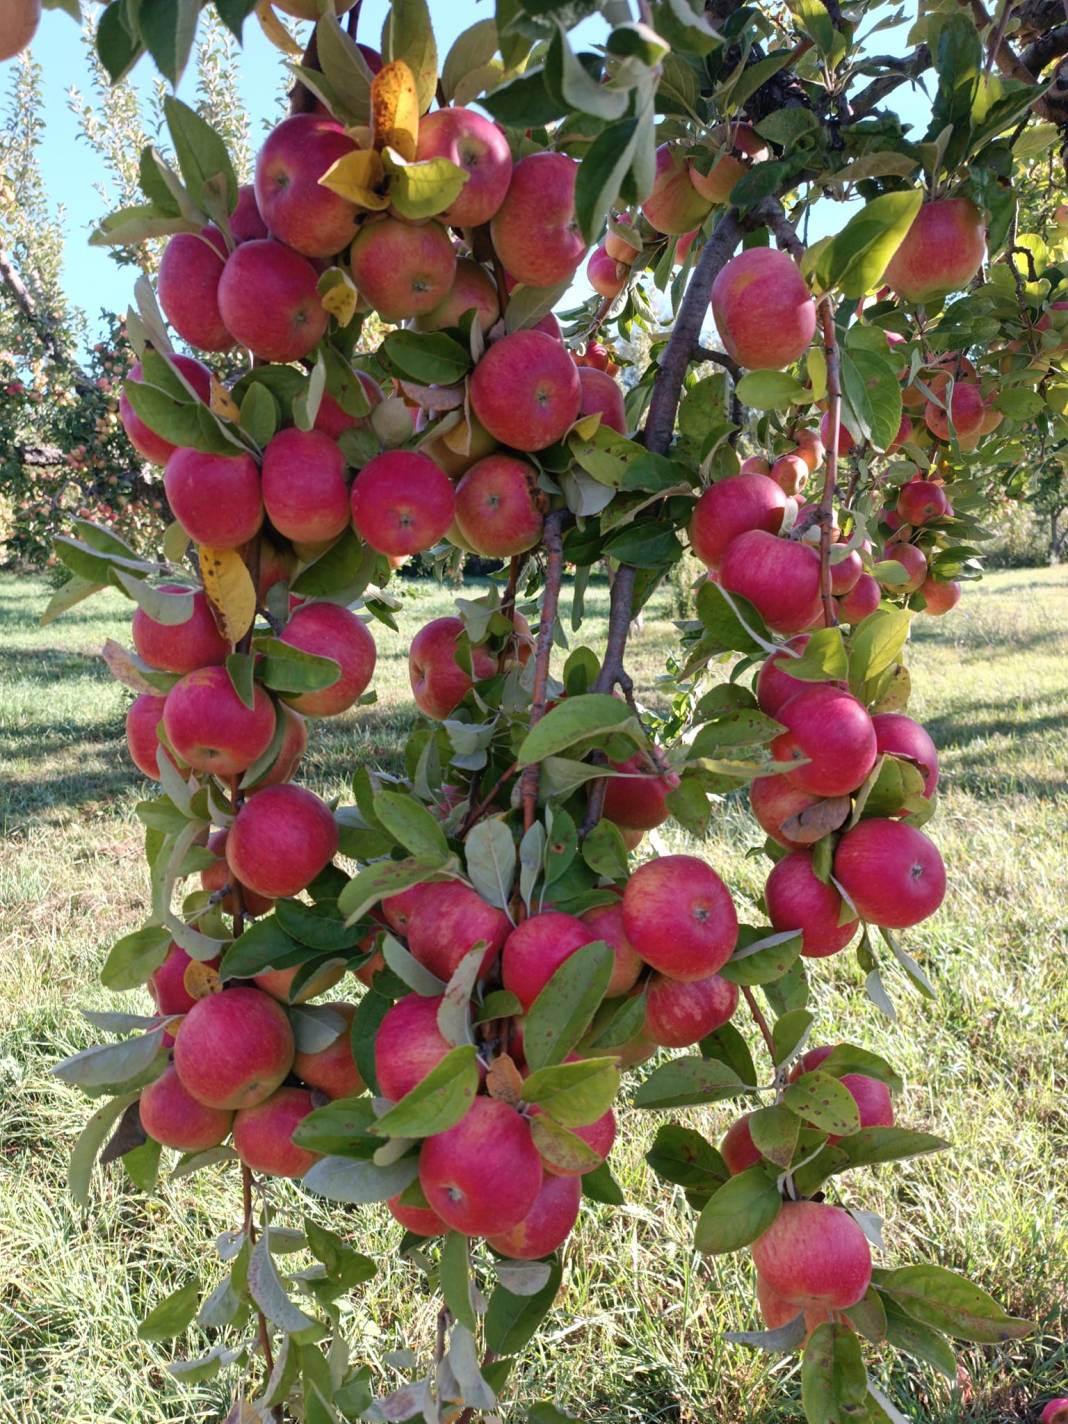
[1,565,1066,1424]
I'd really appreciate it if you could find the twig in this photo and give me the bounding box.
[0,245,93,387]
[242,1165,280,1418]
[693,345,742,381]
[817,300,842,629]
[742,986,777,1063]
[345,0,362,38]
[519,512,565,831]
[458,760,518,837]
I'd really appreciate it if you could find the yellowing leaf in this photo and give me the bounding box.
[209,378,240,423]
[255,1,303,57]
[371,60,420,160]
[199,547,255,643]
[485,1054,524,1106]
[382,149,470,221]
[183,959,222,1000]
[318,148,390,211]
[318,267,359,326]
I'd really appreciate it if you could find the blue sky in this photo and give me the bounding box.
[18,3,930,340]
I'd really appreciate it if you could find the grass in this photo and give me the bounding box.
[1,565,1067,1424]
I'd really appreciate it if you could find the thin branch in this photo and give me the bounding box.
[849,45,932,119]
[817,300,842,629]
[1021,21,1068,71]
[0,245,92,386]
[459,760,518,838]
[693,345,742,380]
[742,986,777,1063]
[520,512,565,831]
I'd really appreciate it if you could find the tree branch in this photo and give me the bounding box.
[520,512,565,831]
[0,244,92,386]
[693,345,742,380]
[742,986,777,1063]
[1021,23,1068,73]
[849,45,931,119]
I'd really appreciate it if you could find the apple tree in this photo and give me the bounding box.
[38,0,1065,1419]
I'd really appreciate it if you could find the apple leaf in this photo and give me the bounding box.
[694,1166,782,1254]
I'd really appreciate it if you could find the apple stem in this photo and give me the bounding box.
[817,299,842,629]
[520,511,565,832]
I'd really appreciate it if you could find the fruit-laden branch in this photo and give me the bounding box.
[520,510,565,831]
[0,244,92,388]
[817,301,843,628]
[849,45,932,120]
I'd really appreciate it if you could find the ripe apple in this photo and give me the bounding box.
[226,783,338,899]
[881,540,927,593]
[486,1172,581,1259]
[884,198,986,303]
[125,693,174,780]
[587,244,628,299]
[173,985,294,1109]
[502,911,598,1011]
[409,616,497,719]
[388,1193,448,1236]
[419,1097,544,1236]
[314,371,383,439]
[764,850,859,958]
[1040,1401,1068,1424]
[756,1274,834,1338]
[164,446,263,550]
[217,239,327,362]
[278,602,376,717]
[381,884,433,936]
[754,634,827,718]
[829,548,863,595]
[721,1114,761,1174]
[350,450,455,556]
[533,1099,616,1178]
[415,107,512,227]
[232,1086,320,1177]
[689,123,769,203]
[252,960,346,1005]
[793,428,824,471]
[261,427,349,544]
[374,993,453,1102]
[413,258,500,334]
[819,408,856,456]
[453,454,544,557]
[231,183,268,243]
[349,216,457,321]
[748,775,826,850]
[772,684,877,797]
[924,382,985,442]
[201,828,274,917]
[739,456,771,476]
[120,356,212,465]
[751,1200,872,1309]
[139,1064,233,1152]
[719,530,823,634]
[919,576,961,615]
[0,0,40,60]
[158,227,234,353]
[602,752,679,831]
[831,1074,894,1142]
[577,367,626,434]
[644,970,738,1047]
[470,330,581,452]
[245,705,307,789]
[871,712,939,799]
[254,114,359,257]
[711,248,816,370]
[490,152,586,286]
[838,572,881,623]
[579,901,643,997]
[132,585,229,673]
[149,942,221,1016]
[641,143,712,235]
[770,453,809,496]
[888,412,914,453]
[689,473,788,569]
[163,666,276,777]
[834,819,946,927]
[406,882,510,982]
[622,854,738,981]
[604,216,640,263]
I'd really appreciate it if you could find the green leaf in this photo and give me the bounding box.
[248,1232,317,1335]
[441,18,499,101]
[96,0,143,83]
[382,0,439,112]
[441,1232,476,1332]
[748,1104,800,1168]
[694,1167,782,1254]
[719,926,802,987]
[381,329,471,385]
[371,1045,479,1136]
[481,67,565,127]
[523,940,614,1071]
[522,1057,619,1128]
[815,191,923,300]
[581,1157,625,1205]
[929,14,981,169]
[848,608,912,697]
[634,1055,744,1109]
[800,1322,869,1423]
[254,635,340,695]
[373,790,450,861]
[516,694,643,766]
[773,628,848,683]
[878,1265,1032,1343]
[545,27,627,121]
[645,1123,728,1195]
[337,856,449,925]
[580,819,629,882]
[67,1091,140,1207]
[138,1279,201,1342]
[814,1044,903,1094]
[53,1028,167,1092]
[274,899,365,954]
[485,1259,562,1355]
[138,0,199,87]
[696,579,775,656]
[240,382,278,448]
[303,1153,419,1205]
[384,152,472,222]
[840,347,903,453]
[784,0,835,55]
[505,278,573,335]
[315,15,374,124]
[771,1008,814,1066]
[881,1298,958,1378]
[41,574,105,626]
[100,925,172,991]
[291,529,377,600]
[163,96,238,212]
[464,817,516,910]
[735,370,809,411]
[219,916,302,981]
[835,1127,949,1170]
[602,521,683,568]
[292,1097,379,1159]
[783,1071,862,1137]
[701,1022,758,1085]
[575,116,641,244]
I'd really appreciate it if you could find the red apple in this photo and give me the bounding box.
[491,152,586,286]
[832,1074,894,1141]
[201,828,274,918]
[711,248,816,370]
[871,712,939,799]
[765,850,859,958]
[231,183,268,243]
[829,548,863,595]
[453,454,544,557]
[772,684,877,797]
[1040,1401,1068,1424]
[173,985,294,1109]
[881,541,927,593]
[349,216,457,321]
[719,530,823,634]
[756,1274,834,1337]
[406,881,510,982]
[158,226,234,353]
[226,783,338,899]
[132,585,229,672]
[163,666,276,777]
[139,1064,233,1152]
[924,381,985,443]
[721,1113,761,1174]
[125,693,174,780]
[350,450,455,556]
[641,143,712,236]
[919,576,961,615]
[217,239,328,362]
[470,329,581,452]
[754,634,825,718]
[381,884,434,936]
[622,854,738,981]
[602,753,679,831]
[577,366,626,434]
[587,244,628,299]
[820,408,856,456]
[253,962,345,1005]
[254,114,359,257]
[149,942,221,1016]
[164,447,262,550]
[689,122,768,204]
[689,474,788,569]
[245,705,308,789]
[533,1101,616,1178]
[279,602,376,717]
[579,901,643,997]
[388,1193,448,1237]
[883,198,986,303]
[413,258,500,334]
[838,572,881,623]
[486,1172,581,1259]
[748,775,826,850]
[374,993,452,1102]
[409,616,497,719]
[261,427,349,544]
[415,107,512,227]
[502,911,597,1012]
[419,1096,543,1236]
[895,479,949,527]
[232,1085,320,1177]
[314,371,383,439]
[833,819,946,928]
[751,1200,872,1309]
[793,428,824,471]
[643,970,738,1047]
[120,356,212,465]
[770,453,808,496]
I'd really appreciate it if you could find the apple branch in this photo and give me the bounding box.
[520,511,565,831]
[742,986,778,1064]
[817,300,842,628]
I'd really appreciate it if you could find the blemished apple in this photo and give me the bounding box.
[173,985,294,1110]
[490,151,586,286]
[381,883,433,936]
[139,1064,234,1152]
[896,479,950,525]
[587,244,629,299]
[641,143,712,235]
[314,371,383,439]
[149,942,221,1016]
[579,901,643,997]
[349,216,457,321]
[374,993,453,1102]
[871,712,939,799]
[232,1086,320,1178]
[453,455,544,557]
[689,473,788,569]
[751,1200,872,1309]
[261,427,349,544]
[772,684,877,797]
[883,198,986,303]
[163,666,277,777]
[643,970,738,1047]
[157,227,234,353]
[387,1193,448,1237]
[919,575,962,614]
[120,356,212,466]
[719,530,823,634]
[279,602,377,717]
[217,239,328,362]
[408,616,497,719]
[502,911,598,1011]
[413,258,501,334]
[711,248,816,370]
[834,819,946,927]
[486,1172,581,1259]
[253,962,346,1004]
[350,450,455,556]
[226,783,339,899]
[125,692,174,780]
[164,447,263,550]
[881,540,928,593]
[622,854,738,981]
[764,850,859,958]
[254,114,359,258]
[132,585,229,673]
[201,829,274,918]
[770,453,809,496]
[721,1113,761,1174]
[838,572,882,623]
[602,752,679,831]
[245,705,308,789]
[689,122,769,203]
[406,881,510,982]
[1040,1400,1068,1424]
[418,1096,543,1237]
[414,107,512,227]
[577,366,627,434]
[470,329,581,452]
[748,775,826,850]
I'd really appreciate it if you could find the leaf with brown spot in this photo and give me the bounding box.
[209,378,240,423]
[780,795,851,844]
[485,1053,524,1107]
[370,60,420,160]
[529,1113,601,1173]
[183,959,222,1000]
[199,547,254,644]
